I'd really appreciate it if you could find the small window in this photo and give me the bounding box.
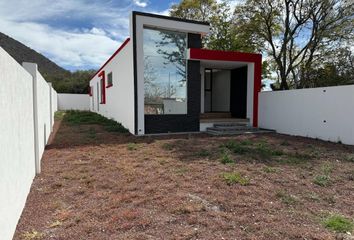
[107,72,113,88]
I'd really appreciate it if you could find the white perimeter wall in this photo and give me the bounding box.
[58,93,90,111]
[0,47,57,240]
[90,40,135,133]
[259,85,354,145]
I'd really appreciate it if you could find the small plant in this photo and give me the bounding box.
[313,175,331,187]
[221,172,250,186]
[346,154,354,163]
[196,149,210,157]
[220,151,234,164]
[276,190,298,205]
[127,143,137,151]
[322,214,354,233]
[22,230,44,240]
[321,162,333,175]
[222,140,249,154]
[263,166,278,173]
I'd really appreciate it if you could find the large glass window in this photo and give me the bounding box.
[143,27,187,115]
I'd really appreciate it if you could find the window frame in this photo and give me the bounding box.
[106,72,113,88]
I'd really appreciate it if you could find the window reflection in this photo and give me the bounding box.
[143,28,187,114]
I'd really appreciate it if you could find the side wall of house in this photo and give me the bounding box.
[259,85,354,145]
[90,40,135,134]
[0,48,57,240]
[58,93,90,111]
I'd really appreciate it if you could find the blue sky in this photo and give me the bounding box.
[0,0,174,71]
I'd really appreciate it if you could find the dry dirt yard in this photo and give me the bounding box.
[14,111,354,240]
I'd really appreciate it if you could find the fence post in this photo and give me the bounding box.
[22,62,40,174]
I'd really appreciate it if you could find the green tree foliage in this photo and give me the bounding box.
[234,0,354,89]
[43,70,96,94]
[170,0,257,52]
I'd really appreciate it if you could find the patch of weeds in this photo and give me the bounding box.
[240,139,253,146]
[158,159,168,165]
[222,140,249,154]
[220,151,234,164]
[276,190,298,205]
[279,152,313,165]
[262,166,278,173]
[174,167,188,175]
[195,149,211,158]
[54,111,66,121]
[346,154,354,163]
[49,220,63,228]
[253,142,284,159]
[321,162,333,175]
[22,230,44,240]
[127,143,137,151]
[313,175,331,187]
[63,110,129,133]
[161,142,174,151]
[221,172,250,186]
[322,214,354,233]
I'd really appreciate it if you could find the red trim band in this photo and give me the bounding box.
[90,38,130,82]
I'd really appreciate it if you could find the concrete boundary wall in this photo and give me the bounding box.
[0,47,57,240]
[259,85,354,145]
[58,93,90,111]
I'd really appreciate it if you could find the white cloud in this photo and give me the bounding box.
[0,18,122,69]
[133,0,148,8]
[0,0,136,70]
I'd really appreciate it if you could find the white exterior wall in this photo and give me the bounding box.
[212,70,231,112]
[90,40,135,133]
[0,48,57,240]
[259,85,354,145]
[58,93,90,111]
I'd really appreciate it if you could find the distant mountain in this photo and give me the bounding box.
[0,32,69,76]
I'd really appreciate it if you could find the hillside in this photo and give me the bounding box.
[0,32,95,93]
[0,32,69,76]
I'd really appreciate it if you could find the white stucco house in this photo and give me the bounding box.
[89,11,262,135]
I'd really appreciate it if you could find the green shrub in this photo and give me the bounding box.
[313,175,331,187]
[220,151,234,164]
[222,172,250,186]
[322,214,354,233]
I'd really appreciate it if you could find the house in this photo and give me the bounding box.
[89,11,262,135]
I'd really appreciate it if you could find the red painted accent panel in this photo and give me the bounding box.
[189,48,262,127]
[88,86,92,96]
[99,71,106,104]
[189,48,261,62]
[89,38,130,82]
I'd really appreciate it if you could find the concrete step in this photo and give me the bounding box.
[207,128,274,136]
[207,126,255,132]
[214,122,249,127]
